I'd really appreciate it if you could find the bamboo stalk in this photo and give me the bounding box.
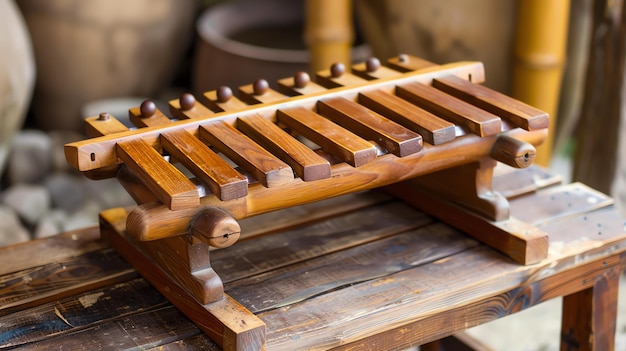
[305,0,353,73]
[512,0,570,166]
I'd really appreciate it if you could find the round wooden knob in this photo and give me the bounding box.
[398,54,409,63]
[190,208,241,248]
[253,79,269,95]
[216,86,233,103]
[140,100,156,118]
[365,57,381,73]
[294,71,310,88]
[330,62,345,78]
[98,112,110,121]
[180,93,196,111]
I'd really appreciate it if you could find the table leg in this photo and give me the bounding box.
[560,269,620,351]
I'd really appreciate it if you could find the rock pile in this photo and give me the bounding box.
[0,129,135,246]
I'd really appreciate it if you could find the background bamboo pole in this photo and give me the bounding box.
[305,0,353,73]
[512,0,570,166]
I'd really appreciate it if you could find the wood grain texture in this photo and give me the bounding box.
[169,95,214,120]
[277,106,377,167]
[315,69,370,89]
[397,82,502,137]
[84,114,129,138]
[277,75,327,96]
[116,138,199,210]
[129,104,172,127]
[358,89,456,145]
[201,89,249,112]
[387,54,438,72]
[238,82,287,105]
[160,129,248,201]
[237,114,331,181]
[317,97,423,157]
[433,74,549,130]
[199,121,294,188]
[490,134,536,168]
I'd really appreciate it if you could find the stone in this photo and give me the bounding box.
[0,205,30,246]
[45,172,87,211]
[63,200,100,232]
[7,129,52,185]
[33,209,66,239]
[1,183,51,225]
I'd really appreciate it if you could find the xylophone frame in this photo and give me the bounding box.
[67,55,550,350]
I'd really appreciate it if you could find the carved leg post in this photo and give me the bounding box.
[561,269,620,351]
[99,207,266,350]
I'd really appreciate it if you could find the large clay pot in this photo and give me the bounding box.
[193,0,370,94]
[17,0,197,132]
[0,1,36,175]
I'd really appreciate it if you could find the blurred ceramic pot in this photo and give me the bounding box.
[17,0,197,132]
[193,0,370,94]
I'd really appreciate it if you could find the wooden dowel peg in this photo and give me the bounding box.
[191,208,241,248]
[490,135,536,168]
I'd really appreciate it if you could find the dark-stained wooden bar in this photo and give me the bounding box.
[1,166,624,350]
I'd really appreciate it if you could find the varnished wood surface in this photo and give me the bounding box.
[1,167,625,350]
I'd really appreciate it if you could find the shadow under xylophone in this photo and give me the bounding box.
[65,55,550,349]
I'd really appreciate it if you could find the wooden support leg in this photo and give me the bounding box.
[560,270,620,351]
[99,208,266,350]
[410,158,509,222]
[385,159,548,265]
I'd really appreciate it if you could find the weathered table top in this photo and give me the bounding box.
[1,166,625,350]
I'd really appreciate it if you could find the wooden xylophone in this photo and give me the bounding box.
[65,55,550,348]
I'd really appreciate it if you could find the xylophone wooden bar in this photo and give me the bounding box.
[317,97,423,157]
[198,121,294,188]
[160,129,248,201]
[396,82,502,137]
[432,75,549,130]
[116,138,200,210]
[358,89,457,145]
[237,114,331,181]
[277,106,378,167]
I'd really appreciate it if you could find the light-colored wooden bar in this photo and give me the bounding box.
[199,121,294,188]
[317,97,423,157]
[169,93,214,120]
[352,57,404,80]
[432,75,550,131]
[237,114,331,181]
[238,79,287,105]
[84,113,129,138]
[160,129,248,201]
[129,101,172,128]
[397,82,502,137]
[116,138,199,210]
[316,63,370,88]
[358,89,456,145]
[277,106,377,167]
[277,71,327,96]
[201,86,249,112]
[387,54,438,72]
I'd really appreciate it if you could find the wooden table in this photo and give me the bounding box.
[1,166,624,350]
